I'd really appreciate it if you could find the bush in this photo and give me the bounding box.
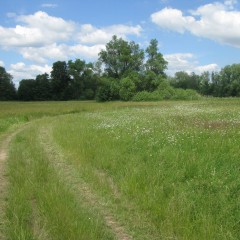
[132,85,201,102]
[119,77,136,101]
[96,78,120,102]
[132,91,162,101]
[173,89,201,100]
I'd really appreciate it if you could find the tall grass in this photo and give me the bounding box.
[5,125,114,240]
[3,99,240,239]
[52,100,240,239]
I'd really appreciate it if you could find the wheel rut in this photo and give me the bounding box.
[39,126,132,240]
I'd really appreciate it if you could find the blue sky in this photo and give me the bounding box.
[1,0,240,84]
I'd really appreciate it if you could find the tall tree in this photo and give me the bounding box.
[199,71,211,95]
[0,66,16,100]
[18,79,36,101]
[145,39,168,76]
[51,61,70,100]
[35,73,51,100]
[68,59,86,99]
[171,71,200,90]
[68,59,97,99]
[98,35,144,79]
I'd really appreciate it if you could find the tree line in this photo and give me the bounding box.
[1,35,240,101]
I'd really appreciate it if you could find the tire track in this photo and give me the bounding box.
[38,126,132,240]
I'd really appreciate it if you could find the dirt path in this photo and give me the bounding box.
[39,126,132,240]
[0,125,28,240]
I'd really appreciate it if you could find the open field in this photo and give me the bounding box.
[0,99,240,239]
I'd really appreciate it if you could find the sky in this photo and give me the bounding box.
[1,0,240,85]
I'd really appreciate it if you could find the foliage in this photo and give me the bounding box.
[98,35,144,79]
[133,81,200,101]
[35,73,51,100]
[145,39,168,75]
[18,79,36,101]
[51,61,71,100]
[170,71,200,90]
[170,64,240,98]
[119,77,136,101]
[68,59,98,100]
[212,64,240,97]
[0,66,16,100]
[96,77,120,101]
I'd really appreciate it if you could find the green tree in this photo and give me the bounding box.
[18,79,36,101]
[96,77,120,101]
[220,64,240,96]
[119,77,136,101]
[0,66,16,100]
[68,59,98,100]
[68,59,86,99]
[171,71,200,90]
[199,72,211,95]
[35,73,51,100]
[142,70,165,92]
[208,64,240,97]
[145,39,168,76]
[98,35,144,79]
[51,61,70,100]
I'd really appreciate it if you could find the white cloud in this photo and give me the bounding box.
[41,3,58,8]
[0,11,75,48]
[151,8,194,33]
[69,44,105,59]
[164,53,219,76]
[151,1,240,48]
[194,64,220,74]
[0,60,4,67]
[78,24,142,44]
[0,11,142,49]
[19,43,105,63]
[9,62,51,84]
[0,11,142,65]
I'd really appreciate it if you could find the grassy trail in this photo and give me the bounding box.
[4,122,116,240]
[38,124,132,240]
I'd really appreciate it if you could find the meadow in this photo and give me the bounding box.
[0,99,239,239]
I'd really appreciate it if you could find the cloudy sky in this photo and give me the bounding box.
[1,0,240,85]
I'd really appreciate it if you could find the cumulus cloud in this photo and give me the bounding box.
[0,11,142,49]
[0,11,75,48]
[9,62,51,85]
[78,24,142,44]
[0,11,142,66]
[19,43,105,63]
[151,8,194,33]
[151,1,240,48]
[164,53,219,76]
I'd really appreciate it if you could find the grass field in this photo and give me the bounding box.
[0,99,240,239]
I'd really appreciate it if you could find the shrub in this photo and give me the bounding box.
[132,85,201,102]
[96,78,120,102]
[119,77,136,101]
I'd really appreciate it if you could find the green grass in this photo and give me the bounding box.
[6,124,115,240]
[2,99,240,239]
